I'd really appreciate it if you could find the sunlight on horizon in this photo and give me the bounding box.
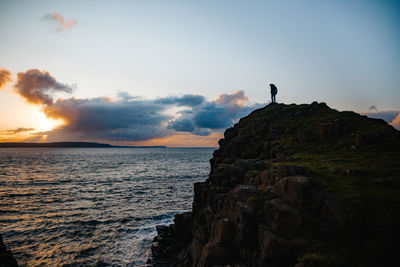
[0,109,65,142]
[34,111,65,133]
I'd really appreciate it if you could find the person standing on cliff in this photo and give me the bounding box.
[270,83,278,103]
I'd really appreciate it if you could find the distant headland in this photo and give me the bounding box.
[0,142,167,148]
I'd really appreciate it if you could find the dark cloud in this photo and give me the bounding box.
[168,118,195,132]
[168,90,262,135]
[14,69,72,105]
[368,105,378,111]
[44,96,172,141]
[192,128,213,136]
[0,68,12,89]
[41,90,261,142]
[154,94,205,107]
[42,13,77,32]
[192,102,236,129]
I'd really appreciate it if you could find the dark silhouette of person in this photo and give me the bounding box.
[270,83,277,103]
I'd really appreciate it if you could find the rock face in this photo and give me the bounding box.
[151,212,193,266]
[0,234,18,267]
[151,102,400,266]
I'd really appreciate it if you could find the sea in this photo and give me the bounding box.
[0,147,214,266]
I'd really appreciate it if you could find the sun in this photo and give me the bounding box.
[35,111,64,132]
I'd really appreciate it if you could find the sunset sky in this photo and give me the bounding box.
[1,0,399,146]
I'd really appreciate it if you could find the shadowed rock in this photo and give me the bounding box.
[0,234,18,267]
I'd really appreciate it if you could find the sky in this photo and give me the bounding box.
[0,0,399,146]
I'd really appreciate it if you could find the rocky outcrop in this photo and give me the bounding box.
[0,234,18,267]
[187,170,342,266]
[150,212,193,266]
[151,102,400,266]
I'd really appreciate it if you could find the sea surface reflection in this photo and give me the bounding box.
[0,147,213,266]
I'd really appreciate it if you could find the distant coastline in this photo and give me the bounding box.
[0,142,167,148]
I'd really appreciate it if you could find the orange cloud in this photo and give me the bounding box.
[0,68,12,89]
[0,127,37,142]
[215,90,248,106]
[391,113,400,130]
[3,127,35,134]
[42,12,77,32]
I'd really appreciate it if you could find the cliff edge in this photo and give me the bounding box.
[151,102,400,266]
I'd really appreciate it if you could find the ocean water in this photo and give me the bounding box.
[0,147,214,266]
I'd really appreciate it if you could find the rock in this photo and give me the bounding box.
[151,214,193,266]
[265,199,303,238]
[174,212,192,230]
[0,234,18,267]
[231,185,258,202]
[199,243,230,266]
[274,176,320,205]
[232,159,256,171]
[150,102,400,266]
[310,119,347,139]
[156,225,169,236]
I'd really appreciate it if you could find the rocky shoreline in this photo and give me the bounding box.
[150,102,400,266]
[150,212,193,266]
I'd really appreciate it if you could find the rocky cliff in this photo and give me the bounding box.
[151,102,400,267]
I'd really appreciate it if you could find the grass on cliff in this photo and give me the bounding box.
[288,142,400,266]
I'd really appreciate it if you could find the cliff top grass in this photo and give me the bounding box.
[214,102,400,265]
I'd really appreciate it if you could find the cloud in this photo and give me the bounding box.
[0,127,36,142]
[14,69,72,105]
[42,12,77,32]
[390,113,400,130]
[168,118,195,132]
[369,105,378,111]
[0,68,12,89]
[8,68,263,143]
[215,90,248,106]
[155,94,205,107]
[168,90,262,135]
[1,127,35,135]
[40,90,261,142]
[43,96,172,141]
